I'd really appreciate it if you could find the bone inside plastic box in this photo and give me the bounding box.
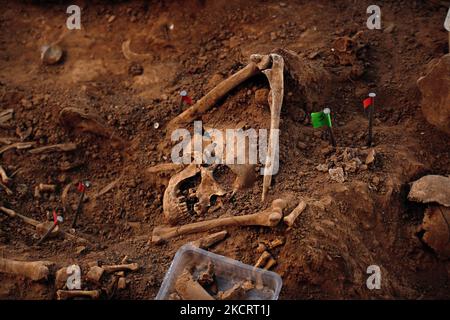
[156,244,282,300]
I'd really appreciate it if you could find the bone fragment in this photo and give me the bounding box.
[0,137,19,145]
[0,166,11,184]
[190,230,228,249]
[175,268,215,300]
[254,251,272,269]
[0,257,53,281]
[57,289,101,300]
[217,281,254,300]
[101,263,139,274]
[29,143,77,154]
[86,265,105,283]
[38,183,57,193]
[263,257,277,270]
[0,142,35,155]
[283,200,307,227]
[152,199,287,243]
[0,181,13,195]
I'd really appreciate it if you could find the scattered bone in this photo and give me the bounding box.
[0,165,11,184]
[190,230,228,249]
[59,107,125,149]
[255,243,267,253]
[86,266,105,283]
[0,257,53,281]
[0,109,13,128]
[163,163,200,225]
[267,238,284,249]
[29,143,77,154]
[197,261,215,287]
[254,251,272,269]
[263,257,277,270]
[175,268,215,300]
[283,200,307,227]
[0,142,35,155]
[408,175,450,207]
[166,54,272,133]
[419,205,450,259]
[55,267,68,289]
[102,263,139,274]
[146,163,185,186]
[94,178,121,199]
[261,53,284,202]
[59,160,84,172]
[0,181,13,195]
[0,137,19,145]
[117,277,127,290]
[217,281,254,300]
[39,183,57,193]
[329,167,346,183]
[152,199,287,243]
[121,39,152,62]
[365,148,376,165]
[57,289,101,300]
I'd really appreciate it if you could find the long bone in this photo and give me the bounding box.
[261,53,284,202]
[57,289,101,300]
[0,257,53,281]
[166,54,272,133]
[283,200,307,227]
[152,199,287,243]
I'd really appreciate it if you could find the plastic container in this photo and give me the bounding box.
[156,244,282,300]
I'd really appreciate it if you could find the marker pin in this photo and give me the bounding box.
[323,108,336,147]
[367,93,376,147]
[71,181,91,228]
[37,210,63,245]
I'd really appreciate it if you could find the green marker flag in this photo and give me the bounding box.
[311,110,332,128]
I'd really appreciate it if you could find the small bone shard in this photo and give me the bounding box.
[59,107,125,149]
[408,175,450,207]
[101,263,139,273]
[57,289,101,300]
[190,230,228,249]
[0,257,53,281]
[254,251,272,269]
[0,137,19,145]
[283,200,307,227]
[0,165,11,184]
[217,281,254,300]
[166,54,272,133]
[86,265,105,283]
[263,257,277,270]
[175,268,215,300]
[0,142,35,155]
[29,143,77,154]
[152,199,287,243]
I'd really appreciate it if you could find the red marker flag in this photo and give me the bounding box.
[77,182,86,193]
[181,95,193,105]
[180,90,193,105]
[363,97,373,109]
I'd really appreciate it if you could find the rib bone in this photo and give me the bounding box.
[152,199,287,243]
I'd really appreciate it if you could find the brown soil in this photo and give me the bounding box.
[0,0,449,300]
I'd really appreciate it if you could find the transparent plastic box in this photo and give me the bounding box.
[156,244,282,300]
